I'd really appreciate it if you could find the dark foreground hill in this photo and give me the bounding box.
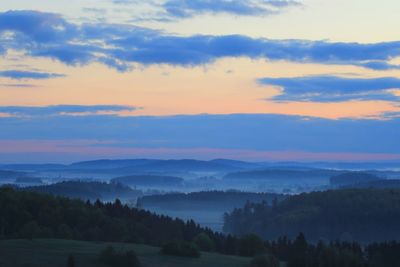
[0,187,276,260]
[224,189,400,243]
[0,187,222,247]
[2,188,400,267]
[0,239,249,267]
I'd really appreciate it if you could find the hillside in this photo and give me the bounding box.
[15,177,43,184]
[223,189,400,242]
[0,187,238,253]
[22,181,142,201]
[341,179,400,189]
[72,159,253,172]
[330,172,381,187]
[0,170,27,179]
[0,239,250,267]
[223,168,345,180]
[111,174,184,187]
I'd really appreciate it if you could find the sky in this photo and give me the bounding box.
[1,0,400,163]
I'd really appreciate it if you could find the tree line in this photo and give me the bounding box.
[224,189,400,242]
[1,187,400,266]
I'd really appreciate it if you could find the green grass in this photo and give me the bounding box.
[0,239,251,267]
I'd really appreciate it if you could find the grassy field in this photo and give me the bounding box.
[0,239,251,267]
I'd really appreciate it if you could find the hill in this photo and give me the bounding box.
[341,179,400,189]
[111,175,184,187]
[0,187,238,253]
[330,172,381,187]
[223,189,400,243]
[70,159,248,173]
[0,170,27,179]
[1,164,66,171]
[223,168,345,180]
[70,159,155,170]
[0,239,250,267]
[1,190,400,267]
[15,176,43,184]
[1,159,264,178]
[22,181,142,201]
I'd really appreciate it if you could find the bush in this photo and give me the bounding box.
[193,233,215,252]
[161,241,200,258]
[19,221,41,240]
[98,246,141,267]
[250,254,280,267]
[239,234,266,257]
[58,224,73,239]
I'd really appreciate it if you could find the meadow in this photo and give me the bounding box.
[0,239,251,267]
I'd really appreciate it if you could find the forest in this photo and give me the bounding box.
[223,189,400,243]
[20,181,143,202]
[111,175,184,187]
[329,172,381,187]
[1,187,400,267]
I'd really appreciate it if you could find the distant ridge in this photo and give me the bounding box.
[69,159,260,172]
[1,159,400,174]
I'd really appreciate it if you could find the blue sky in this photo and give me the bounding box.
[0,1,400,162]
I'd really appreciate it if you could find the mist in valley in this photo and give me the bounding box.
[2,158,400,233]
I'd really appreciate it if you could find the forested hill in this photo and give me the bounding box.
[2,187,400,267]
[0,170,27,179]
[223,189,400,243]
[0,187,221,248]
[329,172,381,186]
[111,175,184,187]
[341,179,400,189]
[223,168,345,180]
[21,181,142,201]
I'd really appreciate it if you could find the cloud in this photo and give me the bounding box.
[0,113,400,155]
[110,0,139,4]
[0,83,37,88]
[357,61,400,71]
[29,44,98,66]
[2,10,400,71]
[162,0,302,18]
[81,8,107,16]
[259,75,400,102]
[0,70,65,80]
[0,10,77,43]
[0,105,136,117]
[111,0,301,18]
